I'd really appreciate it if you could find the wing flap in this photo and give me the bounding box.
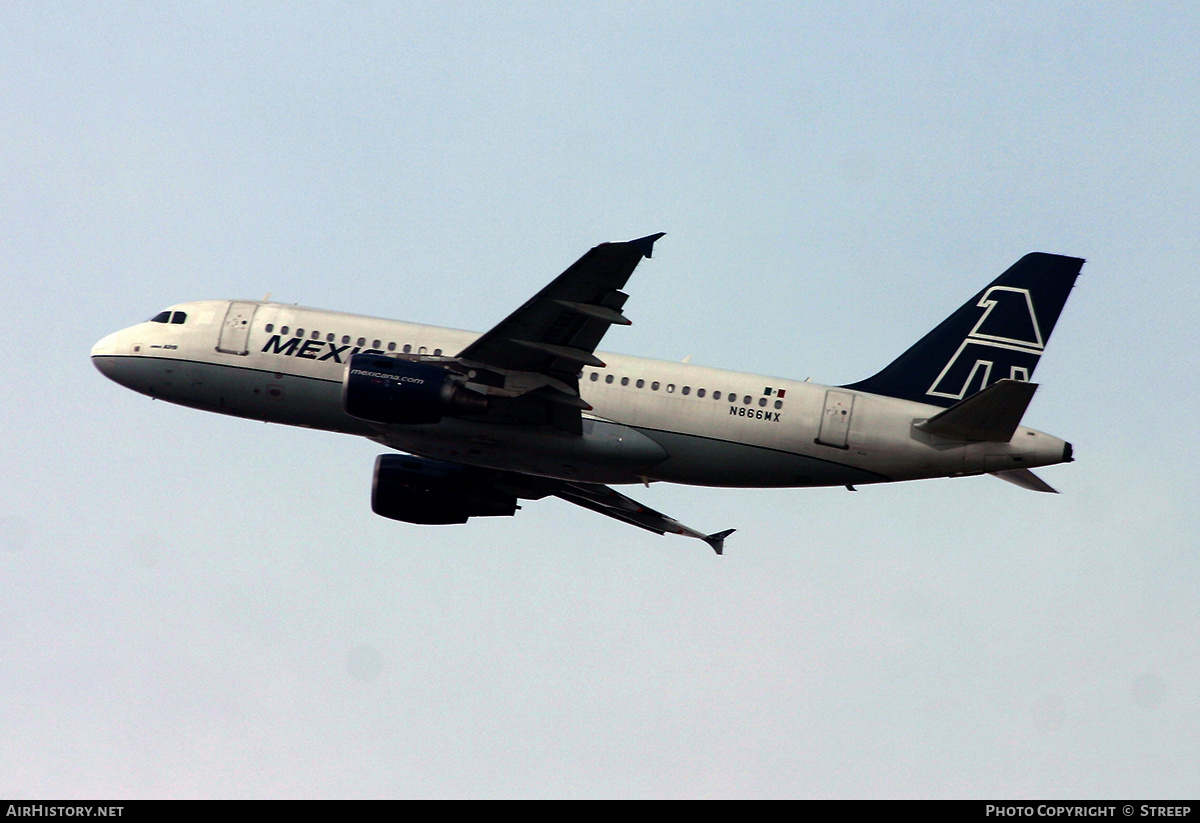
[552,299,633,325]
[509,339,607,368]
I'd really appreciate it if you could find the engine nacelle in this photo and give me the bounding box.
[371,454,518,525]
[343,353,489,424]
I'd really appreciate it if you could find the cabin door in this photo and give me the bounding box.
[217,302,258,355]
[816,390,855,449]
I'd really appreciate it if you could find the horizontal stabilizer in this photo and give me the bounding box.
[914,378,1037,442]
[990,468,1059,493]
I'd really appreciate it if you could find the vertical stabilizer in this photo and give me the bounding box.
[843,253,1083,408]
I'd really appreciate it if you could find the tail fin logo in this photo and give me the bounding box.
[927,286,1044,401]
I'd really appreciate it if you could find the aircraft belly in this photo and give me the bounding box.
[637,427,889,488]
[211,368,372,433]
[102,355,375,434]
[374,417,668,485]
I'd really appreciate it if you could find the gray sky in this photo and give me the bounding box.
[3,1,1198,798]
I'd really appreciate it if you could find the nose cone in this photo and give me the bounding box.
[91,330,121,357]
[91,331,123,380]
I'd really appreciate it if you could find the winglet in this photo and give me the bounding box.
[704,528,736,556]
[630,232,666,259]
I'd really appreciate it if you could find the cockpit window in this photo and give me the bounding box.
[149,311,172,323]
[171,311,187,324]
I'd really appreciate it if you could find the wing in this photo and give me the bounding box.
[553,481,735,555]
[454,233,664,432]
[373,454,732,552]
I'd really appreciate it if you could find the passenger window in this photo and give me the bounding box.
[636,379,645,389]
[605,375,614,384]
[590,372,599,381]
[358,338,366,347]
[743,395,751,405]
[621,377,629,386]
[281,326,289,335]
[681,386,690,395]
[373,340,381,349]
[403,344,412,354]
[342,335,351,345]
[697,389,705,398]
[171,312,187,324]
[296,328,305,337]
[265,324,274,333]
[434,349,442,356]
[651,381,659,391]
[312,330,320,340]
[327,333,335,342]
[387,342,396,351]
[758,397,767,407]
[713,391,721,400]
[774,400,783,409]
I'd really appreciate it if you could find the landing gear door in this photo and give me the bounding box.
[217,302,258,355]
[816,390,855,449]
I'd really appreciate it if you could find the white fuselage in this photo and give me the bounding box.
[91,299,1071,488]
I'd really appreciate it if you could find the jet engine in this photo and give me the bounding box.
[371,454,518,525]
[343,353,489,424]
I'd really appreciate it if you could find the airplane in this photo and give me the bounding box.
[91,235,1083,554]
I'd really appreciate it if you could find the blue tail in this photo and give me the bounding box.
[842,253,1084,408]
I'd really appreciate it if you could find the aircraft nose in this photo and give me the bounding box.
[91,331,120,358]
[91,330,128,382]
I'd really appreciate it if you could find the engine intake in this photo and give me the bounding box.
[343,353,489,424]
[371,454,517,525]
